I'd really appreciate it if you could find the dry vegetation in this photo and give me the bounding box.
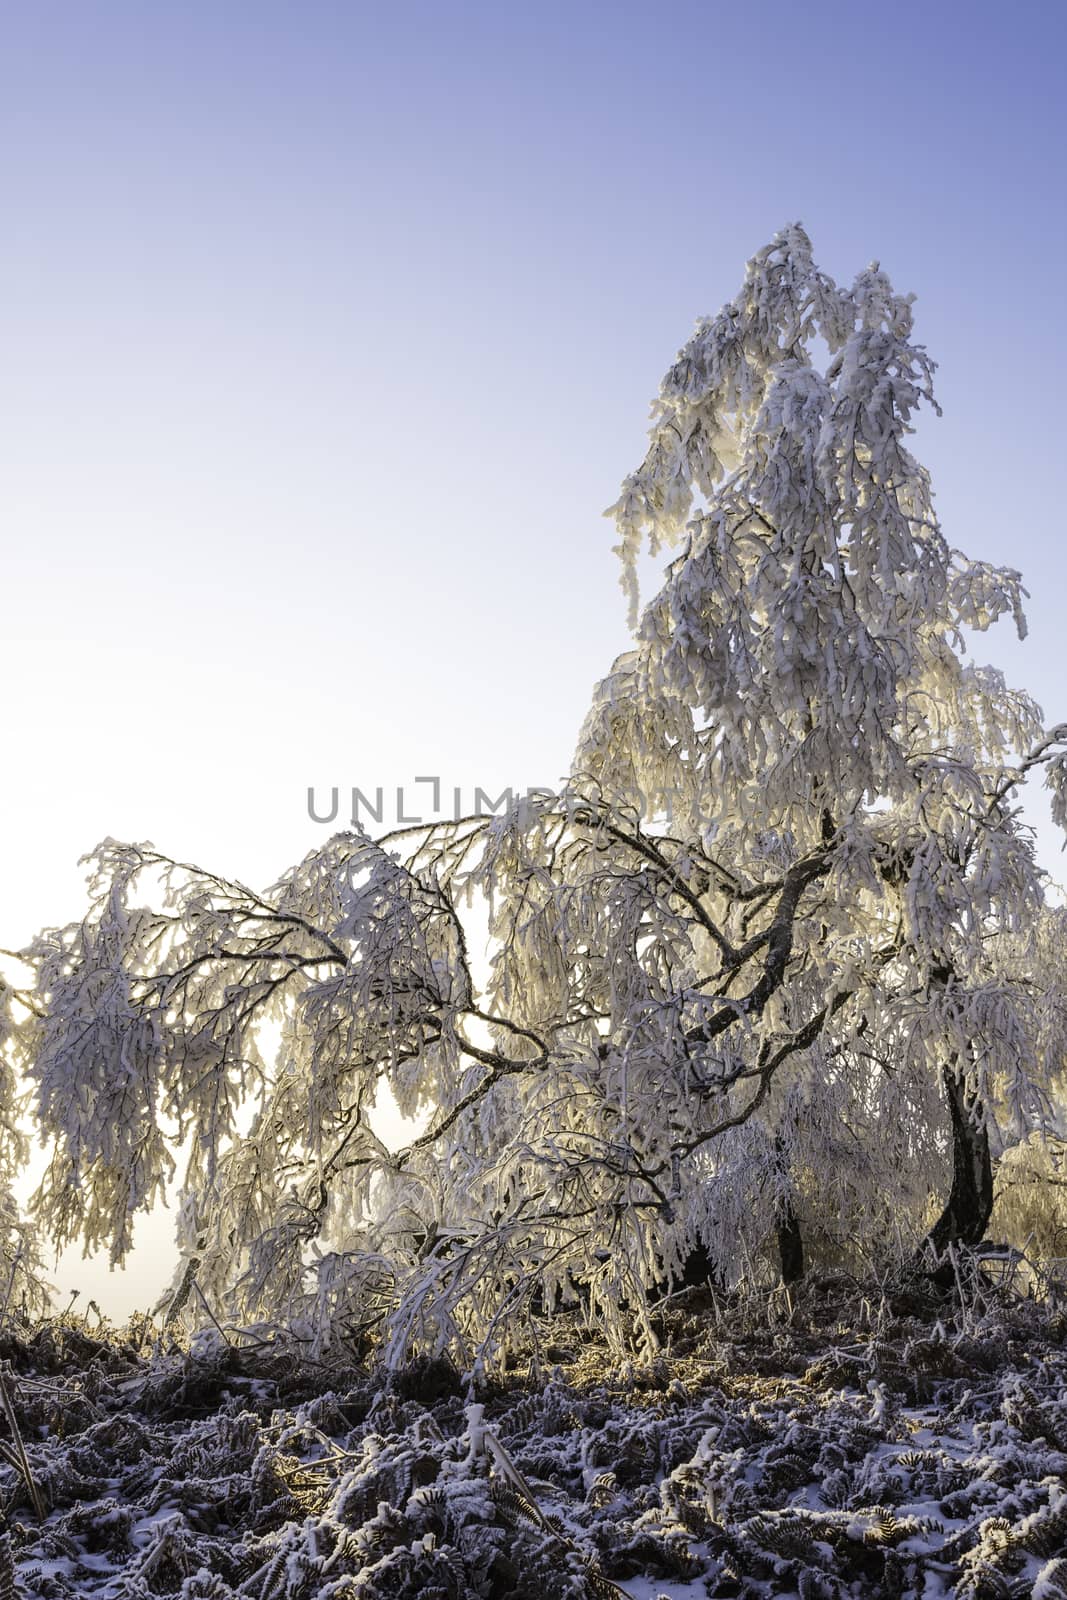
[2,1268,1067,1599]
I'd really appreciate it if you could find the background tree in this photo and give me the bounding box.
[15,227,1067,1362]
[0,965,50,1318]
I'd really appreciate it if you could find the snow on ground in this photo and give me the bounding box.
[1,1277,1066,1598]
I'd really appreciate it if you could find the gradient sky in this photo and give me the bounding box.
[2,0,1065,1313]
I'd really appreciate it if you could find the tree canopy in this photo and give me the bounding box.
[5,225,1067,1362]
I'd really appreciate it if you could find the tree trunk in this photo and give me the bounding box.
[666,1240,725,1297]
[776,1202,805,1284]
[924,1064,993,1259]
[774,1134,804,1283]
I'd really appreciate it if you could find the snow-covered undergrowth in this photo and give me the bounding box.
[2,1279,1066,1599]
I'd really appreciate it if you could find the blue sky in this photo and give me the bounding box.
[2,0,1064,1309]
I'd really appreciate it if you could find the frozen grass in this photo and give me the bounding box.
[1,1273,1066,1598]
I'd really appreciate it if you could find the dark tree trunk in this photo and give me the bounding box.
[924,1064,994,1260]
[774,1134,805,1284]
[663,1240,726,1298]
[776,1201,805,1284]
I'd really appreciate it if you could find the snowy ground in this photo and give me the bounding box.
[1,1277,1066,1598]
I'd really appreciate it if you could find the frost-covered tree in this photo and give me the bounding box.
[0,963,50,1318]
[14,226,1067,1361]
